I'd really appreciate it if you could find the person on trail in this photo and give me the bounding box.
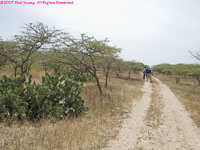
[146,68,149,75]
[142,67,147,80]
[146,69,153,83]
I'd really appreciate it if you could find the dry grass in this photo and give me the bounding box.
[0,67,13,78]
[156,74,200,128]
[0,67,45,82]
[0,73,144,150]
[145,81,163,128]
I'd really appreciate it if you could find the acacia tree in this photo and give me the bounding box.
[189,67,200,85]
[99,47,121,88]
[132,62,145,73]
[57,33,116,94]
[124,60,135,79]
[189,51,200,84]
[112,58,124,78]
[36,51,57,74]
[0,22,60,77]
[0,41,20,77]
[153,63,173,76]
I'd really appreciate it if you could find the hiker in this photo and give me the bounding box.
[146,69,153,83]
[142,67,147,80]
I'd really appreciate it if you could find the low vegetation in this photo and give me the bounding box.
[0,73,144,150]
[0,73,88,122]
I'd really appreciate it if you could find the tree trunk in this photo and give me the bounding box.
[117,67,120,78]
[128,70,131,79]
[175,76,180,84]
[20,65,24,77]
[105,72,109,88]
[11,63,18,78]
[94,75,103,94]
[114,70,120,78]
[14,67,17,78]
[195,75,200,85]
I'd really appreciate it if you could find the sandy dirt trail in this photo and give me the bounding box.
[102,77,200,150]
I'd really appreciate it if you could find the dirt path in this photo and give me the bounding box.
[102,77,200,150]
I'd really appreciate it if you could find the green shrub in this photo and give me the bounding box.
[0,73,88,122]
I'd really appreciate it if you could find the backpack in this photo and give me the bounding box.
[147,70,151,74]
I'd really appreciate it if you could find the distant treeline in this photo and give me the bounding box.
[153,64,200,84]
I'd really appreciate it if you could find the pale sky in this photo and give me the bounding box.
[0,0,200,66]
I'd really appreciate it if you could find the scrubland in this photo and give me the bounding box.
[0,71,143,150]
